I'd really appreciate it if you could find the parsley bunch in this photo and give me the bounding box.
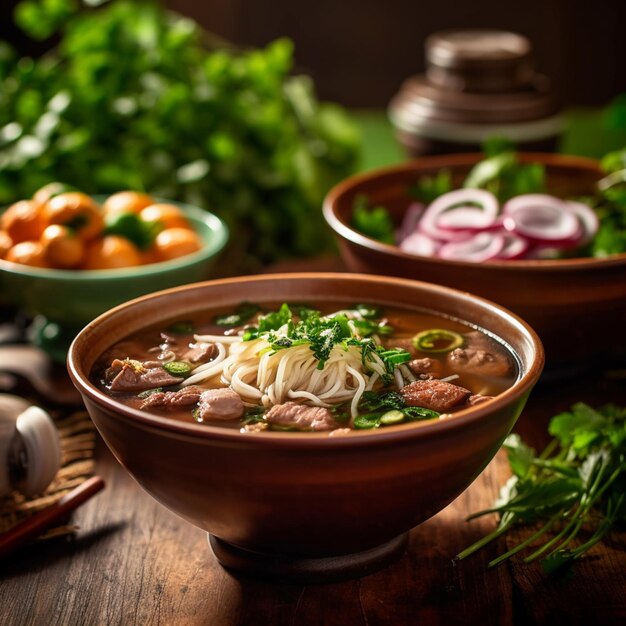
[458,403,626,574]
[0,0,360,269]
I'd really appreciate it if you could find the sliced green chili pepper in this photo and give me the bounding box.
[412,329,464,353]
[162,361,193,377]
[380,410,405,425]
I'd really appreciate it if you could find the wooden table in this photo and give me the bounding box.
[1,271,626,625]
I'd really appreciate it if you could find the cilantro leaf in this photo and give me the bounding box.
[351,194,395,244]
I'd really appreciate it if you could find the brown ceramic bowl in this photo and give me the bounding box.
[323,153,625,377]
[67,273,543,582]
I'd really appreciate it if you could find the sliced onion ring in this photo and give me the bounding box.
[437,207,501,231]
[399,231,439,257]
[438,232,506,262]
[503,194,582,246]
[566,200,599,245]
[420,189,499,241]
[494,233,530,260]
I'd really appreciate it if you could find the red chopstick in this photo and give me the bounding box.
[0,475,105,558]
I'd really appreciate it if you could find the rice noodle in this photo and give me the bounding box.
[182,343,226,385]
[182,335,383,418]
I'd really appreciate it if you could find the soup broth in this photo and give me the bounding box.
[91,301,518,433]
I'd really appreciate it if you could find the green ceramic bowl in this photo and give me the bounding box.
[0,201,229,330]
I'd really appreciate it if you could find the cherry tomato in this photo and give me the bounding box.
[41,224,85,268]
[1,200,48,244]
[103,191,155,215]
[0,230,13,259]
[140,203,191,231]
[153,228,203,262]
[82,235,143,270]
[44,192,104,241]
[33,182,76,206]
[5,241,49,267]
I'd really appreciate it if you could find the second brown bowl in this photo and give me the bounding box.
[323,153,626,377]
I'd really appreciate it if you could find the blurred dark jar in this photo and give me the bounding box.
[389,30,563,157]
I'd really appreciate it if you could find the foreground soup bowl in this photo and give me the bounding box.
[323,153,625,377]
[68,273,543,582]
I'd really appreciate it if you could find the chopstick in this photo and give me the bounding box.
[0,475,105,559]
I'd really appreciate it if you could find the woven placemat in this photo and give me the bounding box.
[0,409,96,540]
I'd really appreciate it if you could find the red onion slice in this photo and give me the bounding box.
[437,207,497,230]
[438,232,506,262]
[420,189,499,241]
[566,201,599,245]
[399,231,439,257]
[495,233,530,260]
[503,194,581,246]
[396,202,425,243]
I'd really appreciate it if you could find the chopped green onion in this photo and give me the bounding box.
[380,410,405,425]
[413,329,464,353]
[214,302,261,326]
[137,387,163,398]
[162,361,193,377]
[354,304,381,319]
[353,413,382,430]
[167,320,195,334]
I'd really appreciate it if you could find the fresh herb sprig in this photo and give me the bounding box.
[1,0,360,269]
[353,390,439,429]
[457,402,626,575]
[585,147,626,256]
[240,303,410,371]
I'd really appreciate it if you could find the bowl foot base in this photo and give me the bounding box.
[208,532,409,584]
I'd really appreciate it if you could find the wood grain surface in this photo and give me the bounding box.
[1,368,625,626]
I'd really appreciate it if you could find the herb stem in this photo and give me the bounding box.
[487,513,560,568]
[456,518,514,561]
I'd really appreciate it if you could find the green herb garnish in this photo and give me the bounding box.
[351,194,395,244]
[167,321,195,334]
[409,169,453,204]
[413,329,464,354]
[104,212,160,250]
[463,139,545,202]
[0,0,360,269]
[214,302,261,327]
[353,391,439,429]
[458,402,626,575]
[162,361,193,377]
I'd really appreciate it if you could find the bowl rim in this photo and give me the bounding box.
[323,152,626,272]
[0,200,229,279]
[67,272,545,448]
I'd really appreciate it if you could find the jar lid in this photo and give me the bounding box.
[388,29,562,145]
[426,30,533,93]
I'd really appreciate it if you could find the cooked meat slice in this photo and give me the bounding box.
[382,337,417,358]
[408,357,442,376]
[447,331,513,378]
[107,359,184,392]
[401,379,471,412]
[468,394,494,406]
[140,385,205,409]
[197,388,245,421]
[182,342,218,364]
[264,402,338,431]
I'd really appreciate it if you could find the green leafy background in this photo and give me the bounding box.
[0,0,361,270]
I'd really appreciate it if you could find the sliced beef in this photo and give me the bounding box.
[383,337,417,358]
[140,385,205,409]
[182,342,218,364]
[106,359,184,392]
[401,379,471,412]
[197,388,245,421]
[468,394,494,406]
[447,331,513,379]
[408,357,442,376]
[264,402,338,432]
